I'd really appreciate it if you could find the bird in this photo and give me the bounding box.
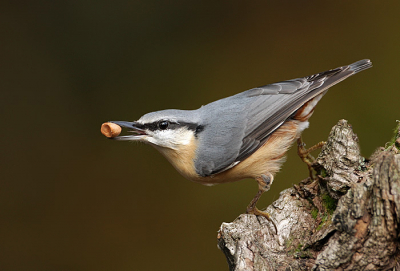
[102,59,372,232]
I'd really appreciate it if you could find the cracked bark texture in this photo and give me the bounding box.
[217,120,400,271]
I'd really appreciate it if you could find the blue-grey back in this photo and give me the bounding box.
[193,59,372,177]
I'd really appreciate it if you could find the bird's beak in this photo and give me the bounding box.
[109,121,147,141]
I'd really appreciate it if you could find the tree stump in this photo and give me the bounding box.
[217,120,400,271]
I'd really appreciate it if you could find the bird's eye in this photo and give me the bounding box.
[158,121,169,130]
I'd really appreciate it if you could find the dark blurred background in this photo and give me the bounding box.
[1,1,399,270]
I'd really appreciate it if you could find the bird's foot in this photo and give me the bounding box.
[297,137,325,179]
[246,205,278,234]
[246,181,278,234]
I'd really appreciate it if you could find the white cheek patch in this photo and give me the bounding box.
[148,128,194,150]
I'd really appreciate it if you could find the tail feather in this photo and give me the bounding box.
[349,59,372,73]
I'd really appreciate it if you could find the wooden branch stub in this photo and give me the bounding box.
[316,119,363,199]
[218,120,400,271]
[313,152,400,270]
[218,188,316,270]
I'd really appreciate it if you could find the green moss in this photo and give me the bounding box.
[293,243,312,259]
[322,193,337,215]
[288,241,312,259]
[293,244,302,254]
[386,120,400,151]
[285,236,294,248]
[316,222,323,231]
[311,208,318,219]
[316,212,334,231]
[316,213,329,231]
[320,167,327,178]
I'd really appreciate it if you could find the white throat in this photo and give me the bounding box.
[146,128,194,150]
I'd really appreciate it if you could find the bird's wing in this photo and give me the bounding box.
[234,59,372,164]
[196,59,371,176]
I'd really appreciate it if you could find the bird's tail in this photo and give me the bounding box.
[348,59,372,74]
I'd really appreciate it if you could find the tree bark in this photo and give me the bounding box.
[217,119,400,271]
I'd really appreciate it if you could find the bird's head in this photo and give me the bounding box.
[110,109,203,151]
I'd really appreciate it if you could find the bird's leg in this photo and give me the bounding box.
[297,137,325,179]
[246,173,278,233]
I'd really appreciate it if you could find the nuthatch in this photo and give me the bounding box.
[102,59,372,231]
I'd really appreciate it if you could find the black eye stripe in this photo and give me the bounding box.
[142,122,158,131]
[195,125,204,134]
[139,121,204,134]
